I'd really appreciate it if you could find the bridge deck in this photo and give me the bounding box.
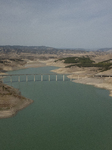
[0,73,70,76]
[1,74,71,82]
[0,74,112,77]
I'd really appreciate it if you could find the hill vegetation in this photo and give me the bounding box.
[57,57,112,71]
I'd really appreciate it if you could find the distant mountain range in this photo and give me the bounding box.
[0,45,88,54]
[0,45,112,54]
[96,48,112,52]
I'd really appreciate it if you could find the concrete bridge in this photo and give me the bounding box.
[0,73,112,83]
[0,74,71,83]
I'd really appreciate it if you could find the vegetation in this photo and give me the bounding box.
[57,57,112,71]
[59,56,94,64]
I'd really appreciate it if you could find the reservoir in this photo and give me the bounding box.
[0,66,112,150]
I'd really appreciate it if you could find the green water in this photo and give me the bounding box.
[1,66,112,150]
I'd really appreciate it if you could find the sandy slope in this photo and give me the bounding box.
[0,83,33,118]
[0,59,47,119]
[1,57,112,119]
[45,59,112,98]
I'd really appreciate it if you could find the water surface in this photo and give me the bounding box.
[0,66,112,150]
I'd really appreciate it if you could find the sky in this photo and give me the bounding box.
[0,0,112,49]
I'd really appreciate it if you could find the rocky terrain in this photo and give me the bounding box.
[0,82,33,118]
[0,45,112,118]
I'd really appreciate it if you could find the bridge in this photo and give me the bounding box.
[0,73,112,83]
[0,73,71,83]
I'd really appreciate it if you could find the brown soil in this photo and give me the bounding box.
[0,51,112,118]
[0,82,33,118]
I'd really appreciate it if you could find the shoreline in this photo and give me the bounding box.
[1,59,112,118]
[72,77,112,97]
[0,60,46,119]
[46,59,112,98]
[0,82,33,119]
[52,68,112,97]
[0,99,33,119]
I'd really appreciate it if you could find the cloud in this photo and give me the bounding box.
[0,0,112,48]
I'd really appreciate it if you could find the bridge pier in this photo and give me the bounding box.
[41,75,43,81]
[56,75,57,81]
[10,76,12,83]
[2,76,3,82]
[18,76,20,82]
[48,75,50,81]
[63,75,65,81]
[26,75,28,82]
[34,75,35,82]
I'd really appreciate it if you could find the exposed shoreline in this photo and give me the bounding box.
[0,98,33,119]
[0,82,33,119]
[52,69,112,97]
[46,59,112,98]
[25,59,112,98]
[0,60,46,119]
[0,58,112,119]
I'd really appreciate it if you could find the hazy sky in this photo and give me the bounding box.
[0,0,112,49]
